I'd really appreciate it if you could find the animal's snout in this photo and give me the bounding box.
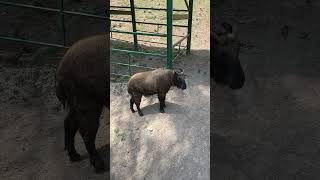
[181,84,187,90]
[180,79,187,90]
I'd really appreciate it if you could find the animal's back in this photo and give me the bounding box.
[56,34,109,108]
[57,34,108,75]
[127,68,173,95]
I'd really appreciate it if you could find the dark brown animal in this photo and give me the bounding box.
[55,34,109,173]
[211,19,245,89]
[127,68,187,116]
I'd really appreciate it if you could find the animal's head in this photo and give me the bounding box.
[173,69,187,90]
[211,21,245,89]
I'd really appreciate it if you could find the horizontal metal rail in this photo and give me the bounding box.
[111,48,167,57]
[111,5,188,12]
[111,30,167,37]
[0,36,69,48]
[110,18,188,28]
[136,30,185,38]
[111,37,187,49]
[110,73,131,77]
[111,37,167,46]
[111,62,157,70]
[0,1,108,20]
[111,29,185,38]
[110,10,131,15]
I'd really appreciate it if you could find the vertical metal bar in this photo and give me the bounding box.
[186,0,193,54]
[128,54,132,75]
[166,0,173,69]
[59,0,66,46]
[129,0,138,50]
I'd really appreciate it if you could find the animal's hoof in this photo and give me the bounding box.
[160,109,165,113]
[69,152,81,162]
[138,111,144,116]
[91,157,105,173]
[95,165,106,174]
[131,109,135,113]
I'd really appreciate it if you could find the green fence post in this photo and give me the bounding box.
[59,0,66,46]
[129,0,138,50]
[166,0,173,69]
[186,0,193,54]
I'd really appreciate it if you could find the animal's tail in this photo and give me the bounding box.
[55,74,67,109]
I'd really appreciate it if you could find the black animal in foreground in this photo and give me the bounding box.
[127,68,187,116]
[211,20,245,89]
[55,34,109,173]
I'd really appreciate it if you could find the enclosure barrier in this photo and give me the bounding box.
[110,0,194,77]
[0,0,194,78]
[0,1,108,48]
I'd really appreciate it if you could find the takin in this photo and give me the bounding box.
[55,34,109,173]
[127,68,187,116]
[211,19,245,89]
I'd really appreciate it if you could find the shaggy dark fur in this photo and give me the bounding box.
[211,20,245,89]
[55,34,109,173]
[127,68,187,116]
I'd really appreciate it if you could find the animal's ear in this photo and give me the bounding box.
[178,68,184,74]
[225,22,238,40]
[174,68,183,73]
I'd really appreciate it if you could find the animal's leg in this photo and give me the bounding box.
[130,96,135,113]
[79,105,105,173]
[64,108,80,162]
[134,94,143,116]
[158,93,166,113]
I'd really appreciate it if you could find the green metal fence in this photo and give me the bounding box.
[110,0,194,77]
[0,0,194,78]
[0,1,108,49]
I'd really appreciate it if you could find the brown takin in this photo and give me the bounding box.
[211,19,245,89]
[55,34,109,173]
[127,68,187,116]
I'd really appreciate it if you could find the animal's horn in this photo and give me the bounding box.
[222,20,238,40]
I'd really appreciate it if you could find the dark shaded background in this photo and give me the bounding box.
[212,0,320,179]
[0,0,109,179]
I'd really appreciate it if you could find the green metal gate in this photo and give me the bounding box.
[0,0,194,78]
[0,1,108,49]
[110,0,194,77]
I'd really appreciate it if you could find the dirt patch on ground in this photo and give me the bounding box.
[212,0,320,179]
[110,0,210,179]
[0,1,109,179]
[110,52,210,179]
[0,59,110,180]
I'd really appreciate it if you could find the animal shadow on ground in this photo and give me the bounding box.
[139,101,185,116]
[73,144,110,172]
